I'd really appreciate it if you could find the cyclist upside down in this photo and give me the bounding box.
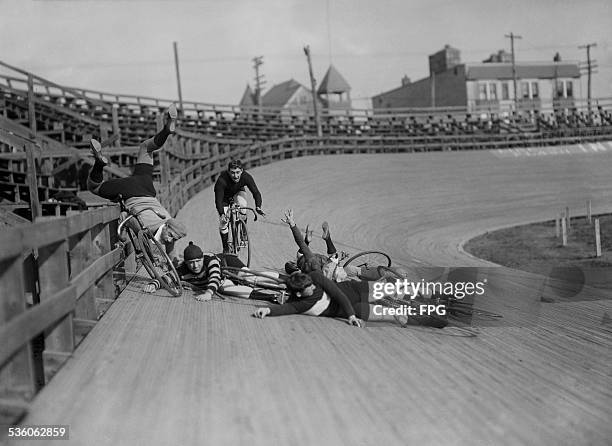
[87,104,186,261]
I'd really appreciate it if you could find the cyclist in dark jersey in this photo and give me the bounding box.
[253,271,448,329]
[214,159,265,252]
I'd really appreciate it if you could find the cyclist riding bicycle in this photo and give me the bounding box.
[253,271,449,329]
[152,241,283,303]
[214,159,265,253]
[87,104,186,261]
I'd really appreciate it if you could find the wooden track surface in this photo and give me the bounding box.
[9,147,612,446]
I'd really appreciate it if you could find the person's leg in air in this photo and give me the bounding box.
[87,104,177,198]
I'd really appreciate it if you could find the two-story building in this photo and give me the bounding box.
[372,45,581,114]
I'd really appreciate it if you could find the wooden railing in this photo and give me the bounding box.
[155,129,612,216]
[0,62,117,148]
[2,59,612,149]
[0,206,123,421]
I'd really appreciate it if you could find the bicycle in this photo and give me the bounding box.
[221,266,288,291]
[220,265,289,303]
[225,202,259,267]
[116,197,182,297]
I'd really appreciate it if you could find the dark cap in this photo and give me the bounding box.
[183,241,204,261]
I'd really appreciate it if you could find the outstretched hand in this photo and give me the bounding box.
[348,315,365,328]
[255,207,266,217]
[254,307,271,318]
[194,289,214,302]
[281,209,295,227]
[143,280,160,293]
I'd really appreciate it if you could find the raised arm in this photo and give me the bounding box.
[281,209,314,260]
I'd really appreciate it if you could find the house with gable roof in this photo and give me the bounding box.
[260,79,323,114]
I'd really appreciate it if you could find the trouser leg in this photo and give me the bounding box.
[87,160,106,194]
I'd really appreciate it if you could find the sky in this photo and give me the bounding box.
[1,0,611,109]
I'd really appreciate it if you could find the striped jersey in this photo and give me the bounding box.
[176,254,223,293]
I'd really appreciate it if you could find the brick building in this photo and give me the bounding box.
[372,45,581,113]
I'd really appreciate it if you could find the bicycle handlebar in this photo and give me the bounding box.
[227,205,259,222]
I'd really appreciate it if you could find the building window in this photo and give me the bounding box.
[478,83,487,100]
[556,80,564,98]
[489,83,498,100]
[555,80,575,98]
[502,82,510,100]
[530,82,539,99]
[521,82,530,99]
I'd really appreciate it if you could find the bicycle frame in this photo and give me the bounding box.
[116,199,182,297]
[221,266,287,291]
[225,203,258,266]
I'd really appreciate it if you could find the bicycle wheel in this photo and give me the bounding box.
[221,266,286,291]
[234,219,251,267]
[343,251,391,269]
[138,230,182,297]
[122,225,142,267]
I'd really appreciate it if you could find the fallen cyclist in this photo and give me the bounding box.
[281,209,353,281]
[145,241,284,304]
[253,271,449,329]
[88,104,186,261]
[281,209,403,282]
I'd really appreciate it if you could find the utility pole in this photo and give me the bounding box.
[578,43,598,117]
[505,32,522,111]
[173,42,184,117]
[252,56,265,111]
[303,45,322,137]
[430,69,436,108]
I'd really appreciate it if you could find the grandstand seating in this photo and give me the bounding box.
[0,59,611,220]
[2,60,611,147]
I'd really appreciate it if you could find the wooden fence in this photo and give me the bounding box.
[0,206,123,422]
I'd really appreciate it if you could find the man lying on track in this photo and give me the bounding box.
[281,209,395,282]
[87,104,186,260]
[281,209,354,281]
[253,271,449,328]
[145,241,284,303]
